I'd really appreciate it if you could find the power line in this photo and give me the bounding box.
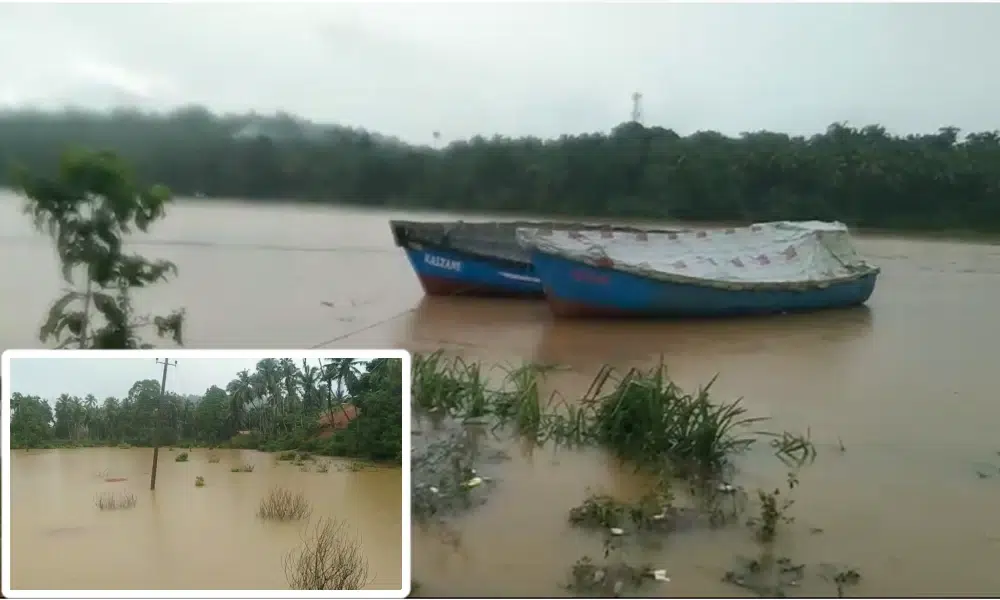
[149,358,178,491]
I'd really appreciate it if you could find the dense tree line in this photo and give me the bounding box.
[9,357,404,463]
[2,106,999,232]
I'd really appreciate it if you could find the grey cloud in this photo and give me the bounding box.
[1,2,999,144]
[8,357,261,401]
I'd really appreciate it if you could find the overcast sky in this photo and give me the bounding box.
[8,357,262,401]
[1,2,998,145]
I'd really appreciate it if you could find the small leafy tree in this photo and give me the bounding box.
[13,148,184,348]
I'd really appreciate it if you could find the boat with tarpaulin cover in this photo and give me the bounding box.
[391,220,678,298]
[516,221,880,318]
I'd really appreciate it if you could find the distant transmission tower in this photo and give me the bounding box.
[630,92,643,124]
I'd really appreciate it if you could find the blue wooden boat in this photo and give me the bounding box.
[391,220,677,298]
[517,221,880,318]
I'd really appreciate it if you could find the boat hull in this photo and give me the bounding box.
[404,247,543,298]
[531,251,879,318]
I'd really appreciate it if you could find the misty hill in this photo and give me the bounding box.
[1,105,998,233]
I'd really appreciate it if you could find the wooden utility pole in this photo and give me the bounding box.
[150,358,178,491]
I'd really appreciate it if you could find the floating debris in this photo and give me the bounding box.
[609,527,625,536]
[411,423,498,520]
[567,556,650,598]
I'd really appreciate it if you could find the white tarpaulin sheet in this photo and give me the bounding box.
[517,221,878,289]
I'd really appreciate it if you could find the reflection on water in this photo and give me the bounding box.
[3,195,1000,596]
[10,448,403,591]
[400,297,550,359]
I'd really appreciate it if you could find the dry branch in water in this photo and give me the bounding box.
[284,518,373,590]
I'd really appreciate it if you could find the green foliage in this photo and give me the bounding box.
[9,357,403,464]
[9,393,54,448]
[11,147,184,349]
[3,108,1000,232]
[316,358,404,463]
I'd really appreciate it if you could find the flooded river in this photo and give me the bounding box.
[8,448,403,591]
[2,192,999,596]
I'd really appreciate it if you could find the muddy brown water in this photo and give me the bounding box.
[2,192,999,596]
[8,448,403,591]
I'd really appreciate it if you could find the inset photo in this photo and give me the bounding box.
[2,349,411,600]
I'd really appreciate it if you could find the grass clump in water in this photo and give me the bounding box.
[257,486,312,521]
[283,517,372,590]
[277,451,297,461]
[584,366,762,477]
[207,453,221,463]
[316,461,330,473]
[195,476,205,487]
[412,353,816,481]
[175,451,189,462]
[412,351,493,418]
[95,491,137,510]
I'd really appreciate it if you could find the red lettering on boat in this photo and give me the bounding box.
[571,270,610,285]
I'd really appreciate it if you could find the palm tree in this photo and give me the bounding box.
[297,359,323,416]
[226,370,254,432]
[325,358,364,400]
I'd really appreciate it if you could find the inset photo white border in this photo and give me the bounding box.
[1,348,412,600]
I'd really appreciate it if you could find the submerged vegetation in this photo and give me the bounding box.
[411,351,865,597]
[412,351,814,477]
[3,108,1000,233]
[9,356,404,463]
[258,486,313,522]
[94,491,137,511]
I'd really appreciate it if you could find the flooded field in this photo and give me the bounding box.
[8,447,403,591]
[2,193,999,596]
